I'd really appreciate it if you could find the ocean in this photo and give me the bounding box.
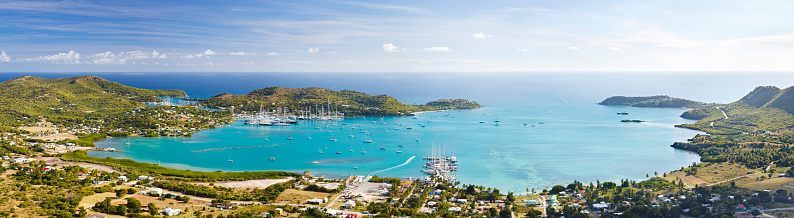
[3,72,791,192]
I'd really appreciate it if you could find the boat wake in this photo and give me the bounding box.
[189,144,282,152]
[368,156,415,177]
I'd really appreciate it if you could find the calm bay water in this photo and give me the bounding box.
[3,72,791,192]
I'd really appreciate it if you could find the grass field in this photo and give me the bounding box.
[275,189,332,205]
[742,177,794,192]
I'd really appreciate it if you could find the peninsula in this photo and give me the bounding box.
[599,95,706,108]
[196,87,482,116]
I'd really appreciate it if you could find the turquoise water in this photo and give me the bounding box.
[92,92,701,192]
[6,71,765,192]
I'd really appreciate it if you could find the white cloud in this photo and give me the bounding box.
[423,46,451,52]
[29,50,81,64]
[382,43,405,52]
[609,47,621,51]
[473,32,492,39]
[568,46,580,50]
[203,49,216,55]
[157,54,167,59]
[230,51,256,55]
[88,51,126,64]
[0,50,10,62]
[516,48,528,52]
[184,54,195,59]
[307,47,320,53]
[265,52,279,56]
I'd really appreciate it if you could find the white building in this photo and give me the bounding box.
[344,200,356,209]
[138,175,149,180]
[118,176,128,182]
[12,157,29,163]
[150,188,163,195]
[163,207,181,216]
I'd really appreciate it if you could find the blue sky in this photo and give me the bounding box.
[1,0,793,72]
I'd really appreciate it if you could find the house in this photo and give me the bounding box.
[593,201,609,209]
[427,201,437,206]
[2,156,10,160]
[737,204,747,211]
[525,199,540,206]
[138,175,149,180]
[735,212,750,218]
[150,188,163,196]
[344,200,356,209]
[344,214,359,218]
[307,198,325,204]
[87,214,107,218]
[274,208,283,215]
[42,166,52,172]
[218,203,235,210]
[12,157,29,163]
[448,207,462,213]
[163,207,181,216]
[118,176,128,182]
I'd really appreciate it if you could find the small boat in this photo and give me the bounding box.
[363,134,373,143]
[228,156,233,162]
[269,157,275,161]
[416,139,420,142]
[398,144,403,147]
[287,137,293,140]
[336,151,342,154]
[479,121,485,123]
[396,151,402,153]
[617,111,629,115]
[353,166,358,169]
[379,147,386,150]
[406,127,412,130]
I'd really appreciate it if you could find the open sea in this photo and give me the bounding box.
[3,72,793,192]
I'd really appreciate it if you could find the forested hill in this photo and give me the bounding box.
[598,95,705,108]
[0,76,185,125]
[198,86,482,116]
[677,85,794,134]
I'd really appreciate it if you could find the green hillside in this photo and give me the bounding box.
[198,86,481,116]
[0,76,185,126]
[672,85,794,169]
[598,95,705,108]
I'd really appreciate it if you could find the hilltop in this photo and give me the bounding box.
[599,95,706,108]
[197,86,482,116]
[676,85,794,134]
[0,76,185,125]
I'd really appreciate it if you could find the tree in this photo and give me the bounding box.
[115,189,126,198]
[115,205,127,216]
[148,203,159,216]
[550,185,566,194]
[488,208,498,217]
[499,208,512,218]
[126,198,142,213]
[525,208,542,218]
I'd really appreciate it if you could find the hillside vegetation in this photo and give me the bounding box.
[0,76,185,126]
[672,85,794,169]
[198,87,482,116]
[599,95,706,108]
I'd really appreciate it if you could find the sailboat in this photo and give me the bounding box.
[363,134,373,143]
[349,144,354,152]
[348,129,354,138]
[227,156,233,162]
[287,133,293,140]
[361,146,367,154]
[330,132,337,141]
[125,137,131,145]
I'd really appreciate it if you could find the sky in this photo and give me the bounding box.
[1,0,793,72]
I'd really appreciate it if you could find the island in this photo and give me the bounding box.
[599,95,706,108]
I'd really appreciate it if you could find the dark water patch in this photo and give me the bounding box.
[307,157,383,165]
[190,144,283,152]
